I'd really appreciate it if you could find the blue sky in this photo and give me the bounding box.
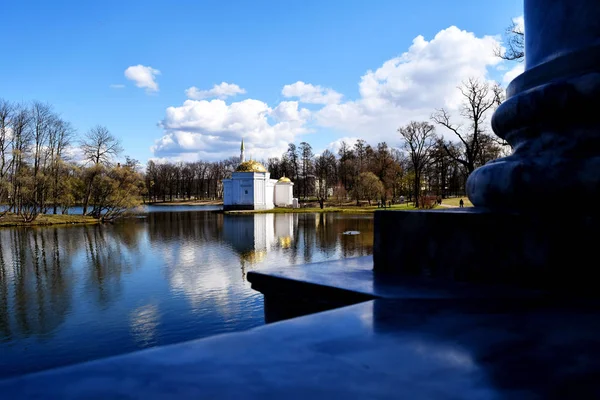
[1,0,524,164]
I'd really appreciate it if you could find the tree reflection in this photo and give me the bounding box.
[146,211,223,244]
[82,224,144,308]
[0,228,75,341]
[0,239,11,340]
[0,220,149,343]
[316,213,340,257]
[337,215,374,257]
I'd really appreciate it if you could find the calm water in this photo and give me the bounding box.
[0,210,373,378]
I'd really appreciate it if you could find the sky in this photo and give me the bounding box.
[0,0,524,165]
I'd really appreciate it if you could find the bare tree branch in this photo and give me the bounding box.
[494,20,525,62]
[431,78,504,174]
[398,121,438,207]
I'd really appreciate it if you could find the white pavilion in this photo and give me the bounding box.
[223,140,294,211]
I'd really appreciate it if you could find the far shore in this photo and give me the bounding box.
[0,197,472,227]
[224,203,418,214]
[0,213,100,228]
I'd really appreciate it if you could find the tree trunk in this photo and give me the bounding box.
[83,181,93,215]
[414,173,420,208]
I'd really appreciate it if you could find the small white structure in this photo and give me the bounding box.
[274,176,294,206]
[223,140,294,211]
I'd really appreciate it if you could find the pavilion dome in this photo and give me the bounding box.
[277,176,292,183]
[235,160,267,173]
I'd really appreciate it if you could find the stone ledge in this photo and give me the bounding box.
[248,256,547,323]
[2,299,599,398]
[248,256,543,300]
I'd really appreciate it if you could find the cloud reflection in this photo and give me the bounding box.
[130,304,160,347]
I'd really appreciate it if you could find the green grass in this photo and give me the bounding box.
[225,203,418,214]
[441,197,473,207]
[0,213,100,227]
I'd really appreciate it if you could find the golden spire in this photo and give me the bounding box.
[240,138,245,163]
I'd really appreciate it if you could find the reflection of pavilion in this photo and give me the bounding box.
[222,214,297,276]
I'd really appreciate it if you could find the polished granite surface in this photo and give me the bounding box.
[249,256,543,300]
[1,298,599,399]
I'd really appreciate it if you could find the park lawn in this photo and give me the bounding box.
[0,213,100,227]
[441,197,473,207]
[225,203,419,214]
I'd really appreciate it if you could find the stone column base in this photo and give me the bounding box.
[373,209,599,295]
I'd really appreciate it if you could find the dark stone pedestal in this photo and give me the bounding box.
[374,209,599,294]
[466,0,600,211]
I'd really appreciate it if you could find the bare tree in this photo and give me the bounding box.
[30,101,55,213]
[488,83,513,155]
[354,139,368,174]
[0,100,14,216]
[494,20,525,62]
[337,141,354,191]
[286,143,300,196]
[80,125,122,215]
[371,142,396,203]
[48,118,74,214]
[299,142,314,199]
[9,105,34,219]
[431,78,499,175]
[314,149,336,208]
[398,121,437,208]
[81,125,123,166]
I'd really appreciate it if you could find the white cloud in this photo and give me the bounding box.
[152,25,506,161]
[63,145,87,164]
[324,137,360,155]
[513,15,525,34]
[282,81,342,105]
[502,63,524,84]
[124,65,160,92]
[186,82,246,100]
[109,84,125,89]
[315,26,501,144]
[271,101,311,122]
[152,99,310,161]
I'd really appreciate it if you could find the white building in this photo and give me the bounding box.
[274,176,294,206]
[223,140,294,211]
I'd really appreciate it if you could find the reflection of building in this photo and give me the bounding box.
[222,140,294,210]
[222,214,296,274]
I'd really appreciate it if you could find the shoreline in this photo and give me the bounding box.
[0,200,466,226]
[224,204,418,214]
[145,200,223,206]
[0,213,100,228]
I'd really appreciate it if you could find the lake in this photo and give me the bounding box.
[0,209,374,378]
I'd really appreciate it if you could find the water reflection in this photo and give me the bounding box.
[0,211,373,377]
[82,225,141,308]
[130,304,160,347]
[0,228,75,342]
[223,214,297,279]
